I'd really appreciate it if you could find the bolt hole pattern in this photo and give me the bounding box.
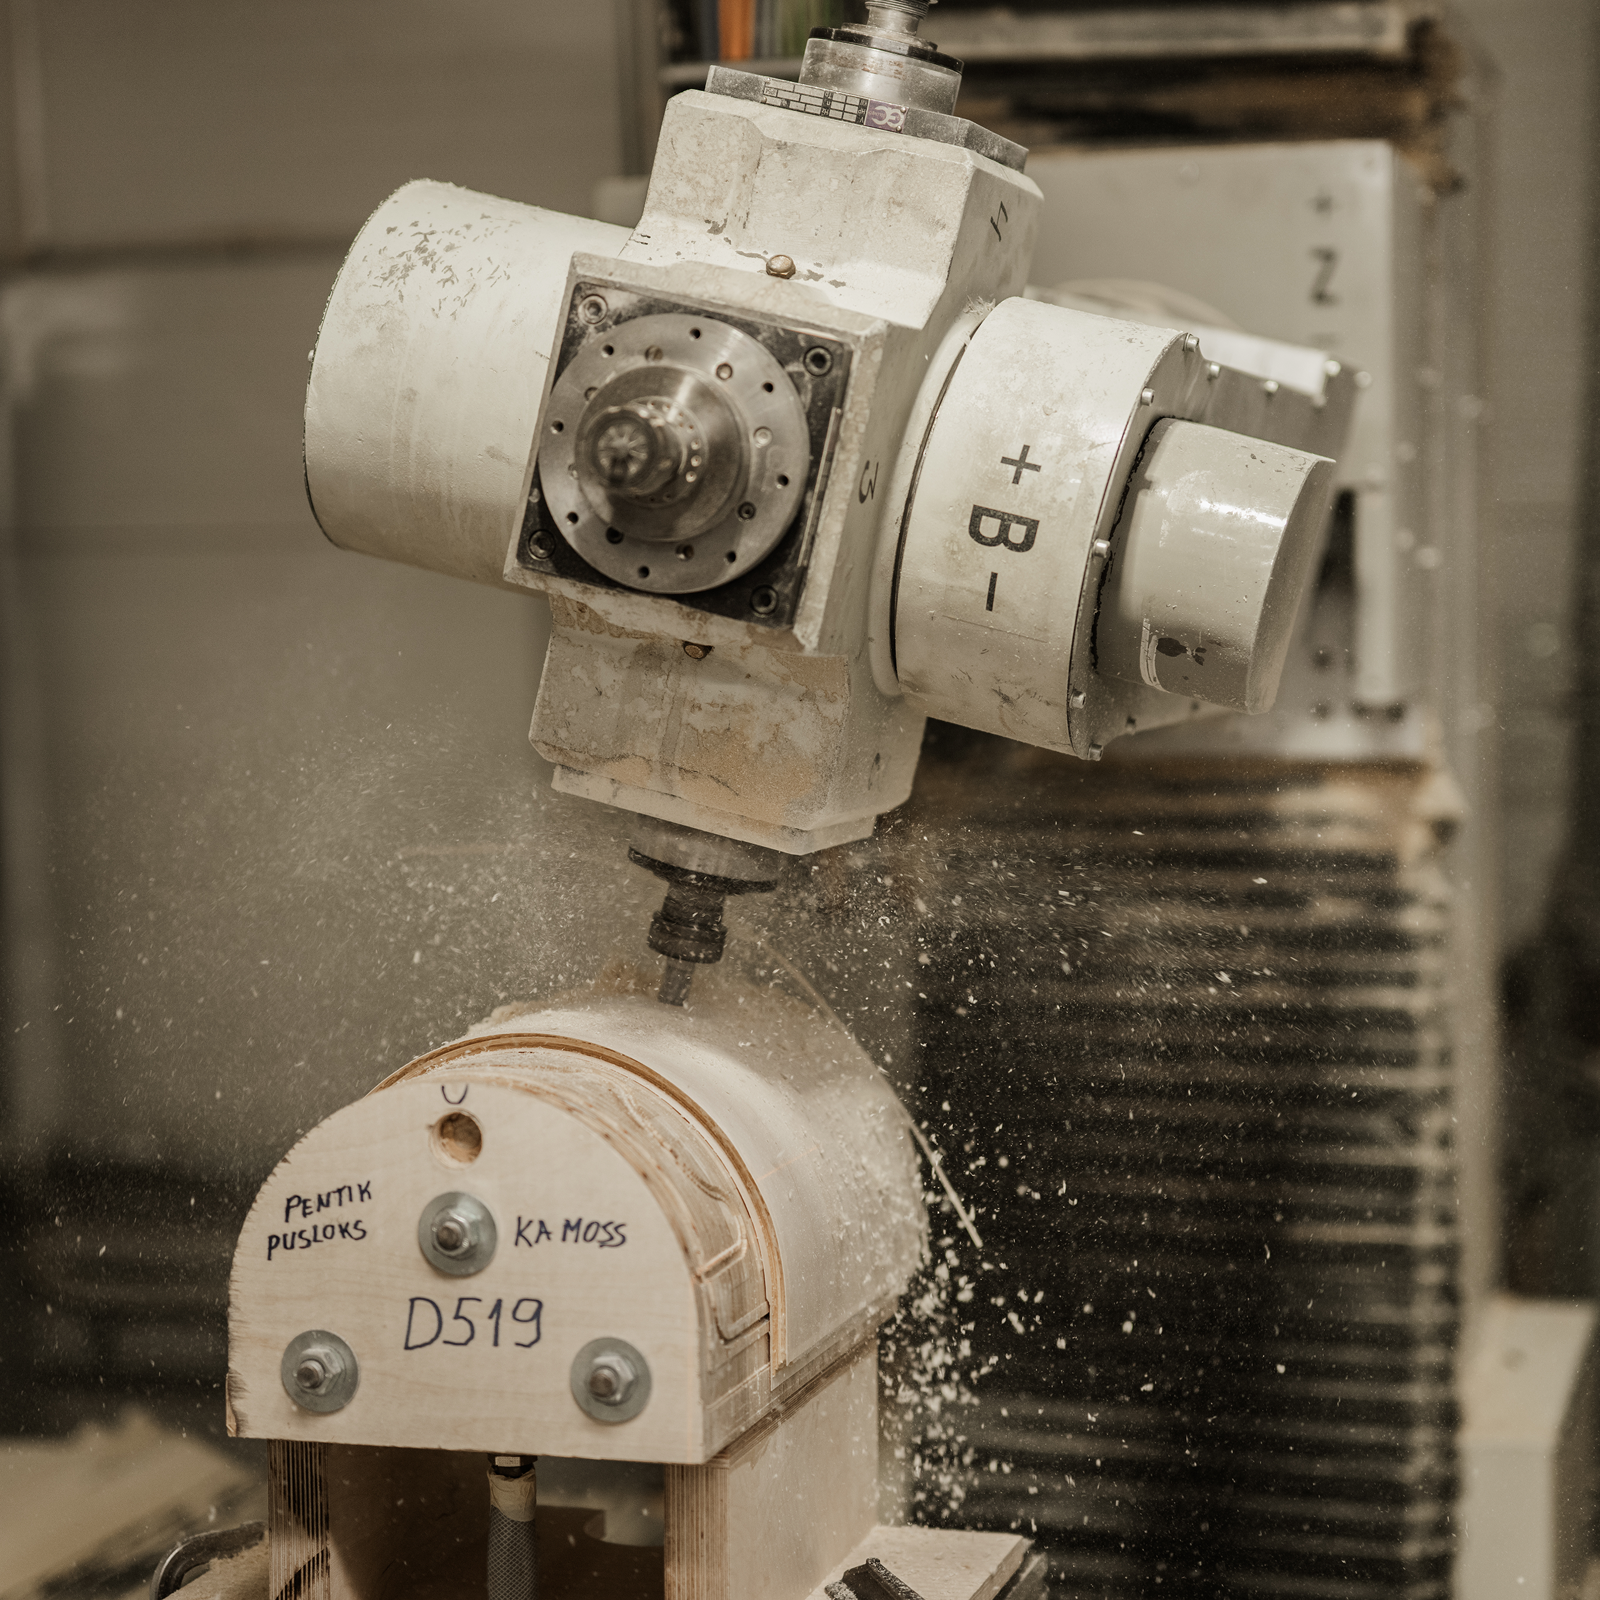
[551,420,565,433]
[726,551,738,563]
[716,363,733,380]
[566,511,580,525]
[606,528,624,544]
[638,566,651,579]
[645,345,663,361]
[761,382,774,393]
[433,1112,482,1165]
[737,502,756,520]
[689,327,702,339]
[602,345,614,357]
[776,474,789,487]
[676,545,694,560]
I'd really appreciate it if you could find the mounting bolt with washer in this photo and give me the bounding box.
[528,532,554,562]
[417,1191,498,1276]
[803,346,833,375]
[578,294,608,324]
[281,1329,359,1413]
[766,254,796,279]
[750,586,778,616]
[570,1337,652,1422]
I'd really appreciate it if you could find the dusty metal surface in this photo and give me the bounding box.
[894,741,1456,1599]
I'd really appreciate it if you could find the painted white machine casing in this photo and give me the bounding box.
[511,89,1040,854]
[226,988,924,1463]
[305,91,1356,856]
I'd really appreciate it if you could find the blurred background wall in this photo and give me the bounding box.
[0,0,651,1434]
[0,0,1593,1448]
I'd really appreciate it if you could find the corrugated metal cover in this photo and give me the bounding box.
[897,746,1456,1600]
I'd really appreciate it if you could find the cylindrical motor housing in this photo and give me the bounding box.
[888,296,1341,755]
[226,986,924,1463]
[304,181,627,588]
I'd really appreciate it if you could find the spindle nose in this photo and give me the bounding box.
[588,405,683,496]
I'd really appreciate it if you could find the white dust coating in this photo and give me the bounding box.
[305,179,627,587]
[474,970,926,1373]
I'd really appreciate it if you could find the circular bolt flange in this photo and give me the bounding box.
[417,1191,497,1276]
[570,1337,652,1423]
[281,1329,358,1413]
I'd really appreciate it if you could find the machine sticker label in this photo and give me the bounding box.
[1138,618,1206,690]
[968,505,1038,553]
[757,78,908,137]
[515,1215,628,1249]
[403,1295,543,1350]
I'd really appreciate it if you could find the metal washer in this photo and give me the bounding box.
[417,1190,498,1276]
[541,313,809,596]
[569,1336,653,1423]
[281,1328,359,1414]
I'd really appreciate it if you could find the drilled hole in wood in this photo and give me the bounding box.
[433,1111,482,1164]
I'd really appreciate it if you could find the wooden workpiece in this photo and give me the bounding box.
[229,990,922,1463]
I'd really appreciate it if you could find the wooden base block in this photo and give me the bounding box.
[666,1344,880,1600]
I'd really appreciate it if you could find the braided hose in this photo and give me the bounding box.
[487,1457,538,1600]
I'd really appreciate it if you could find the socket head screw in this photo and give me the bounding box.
[579,294,608,324]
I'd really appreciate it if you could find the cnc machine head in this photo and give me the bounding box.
[303,3,1355,870]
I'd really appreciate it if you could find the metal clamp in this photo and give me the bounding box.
[150,1522,266,1600]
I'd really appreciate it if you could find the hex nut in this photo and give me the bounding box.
[570,1337,652,1423]
[417,1191,498,1276]
[281,1330,359,1413]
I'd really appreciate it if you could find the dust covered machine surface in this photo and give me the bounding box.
[178,0,1368,1595]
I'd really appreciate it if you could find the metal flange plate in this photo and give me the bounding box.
[540,313,809,596]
